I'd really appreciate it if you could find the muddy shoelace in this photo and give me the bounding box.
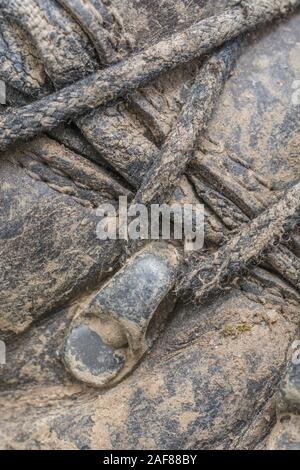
[177,182,300,302]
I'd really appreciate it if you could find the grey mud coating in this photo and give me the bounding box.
[0,0,300,450]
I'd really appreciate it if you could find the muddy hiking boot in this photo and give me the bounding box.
[0,0,299,450]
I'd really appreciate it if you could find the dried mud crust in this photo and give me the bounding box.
[0,0,299,450]
[1,1,300,150]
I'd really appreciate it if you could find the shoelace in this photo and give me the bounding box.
[0,0,299,151]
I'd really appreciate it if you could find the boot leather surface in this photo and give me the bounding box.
[0,0,299,449]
